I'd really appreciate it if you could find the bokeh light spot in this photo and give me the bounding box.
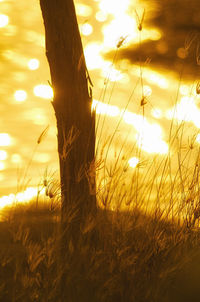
[84,43,104,69]
[0,14,9,28]
[180,85,190,96]
[0,133,11,146]
[143,85,152,97]
[196,134,200,144]
[102,15,137,49]
[99,0,129,16]
[128,157,139,168]
[0,162,5,171]
[28,58,40,70]
[11,154,22,164]
[14,90,27,102]
[151,108,163,119]
[0,150,7,160]
[92,99,120,116]
[33,85,53,99]
[81,23,93,36]
[95,11,108,22]
[75,3,92,17]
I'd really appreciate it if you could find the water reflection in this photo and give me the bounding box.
[0,133,12,146]
[0,150,7,160]
[0,0,199,209]
[33,84,53,99]
[28,58,40,70]
[0,14,8,27]
[14,90,27,102]
[114,0,200,79]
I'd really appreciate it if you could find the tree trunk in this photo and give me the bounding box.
[39,0,96,299]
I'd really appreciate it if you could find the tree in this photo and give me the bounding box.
[39,0,96,298]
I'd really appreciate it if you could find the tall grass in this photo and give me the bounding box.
[2,15,200,302]
[2,111,200,302]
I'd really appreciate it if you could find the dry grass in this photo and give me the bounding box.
[1,157,200,302]
[2,13,200,302]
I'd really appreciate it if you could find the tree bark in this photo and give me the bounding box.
[39,0,96,299]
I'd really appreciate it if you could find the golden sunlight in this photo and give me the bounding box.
[0,14,9,28]
[149,73,169,89]
[0,150,7,161]
[92,99,120,116]
[11,154,22,164]
[95,11,108,22]
[136,131,168,154]
[0,187,45,210]
[151,108,163,119]
[34,153,50,163]
[33,84,53,99]
[99,0,130,16]
[0,133,11,146]
[166,96,200,128]
[123,111,168,154]
[28,58,40,70]
[81,23,93,36]
[102,15,137,49]
[84,42,104,69]
[23,108,47,125]
[180,84,190,96]
[143,85,152,97]
[14,90,27,102]
[0,162,5,171]
[75,3,92,17]
[98,0,139,49]
[128,157,139,168]
[101,65,123,82]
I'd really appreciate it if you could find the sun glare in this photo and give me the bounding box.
[92,98,168,155]
[0,187,46,210]
[102,15,137,49]
[81,23,93,36]
[14,90,27,102]
[0,150,7,160]
[143,85,152,97]
[95,11,108,22]
[99,0,130,16]
[128,157,139,168]
[28,58,40,70]
[180,84,190,96]
[75,3,92,17]
[0,14,9,28]
[151,108,163,119]
[33,84,53,99]
[123,111,168,154]
[0,162,5,171]
[0,133,11,146]
[166,96,200,128]
[101,65,123,82]
[34,153,50,163]
[92,99,120,116]
[84,42,104,69]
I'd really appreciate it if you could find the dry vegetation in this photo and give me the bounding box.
[2,11,200,301]
[2,136,200,302]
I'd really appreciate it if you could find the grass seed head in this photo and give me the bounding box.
[37,125,49,144]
